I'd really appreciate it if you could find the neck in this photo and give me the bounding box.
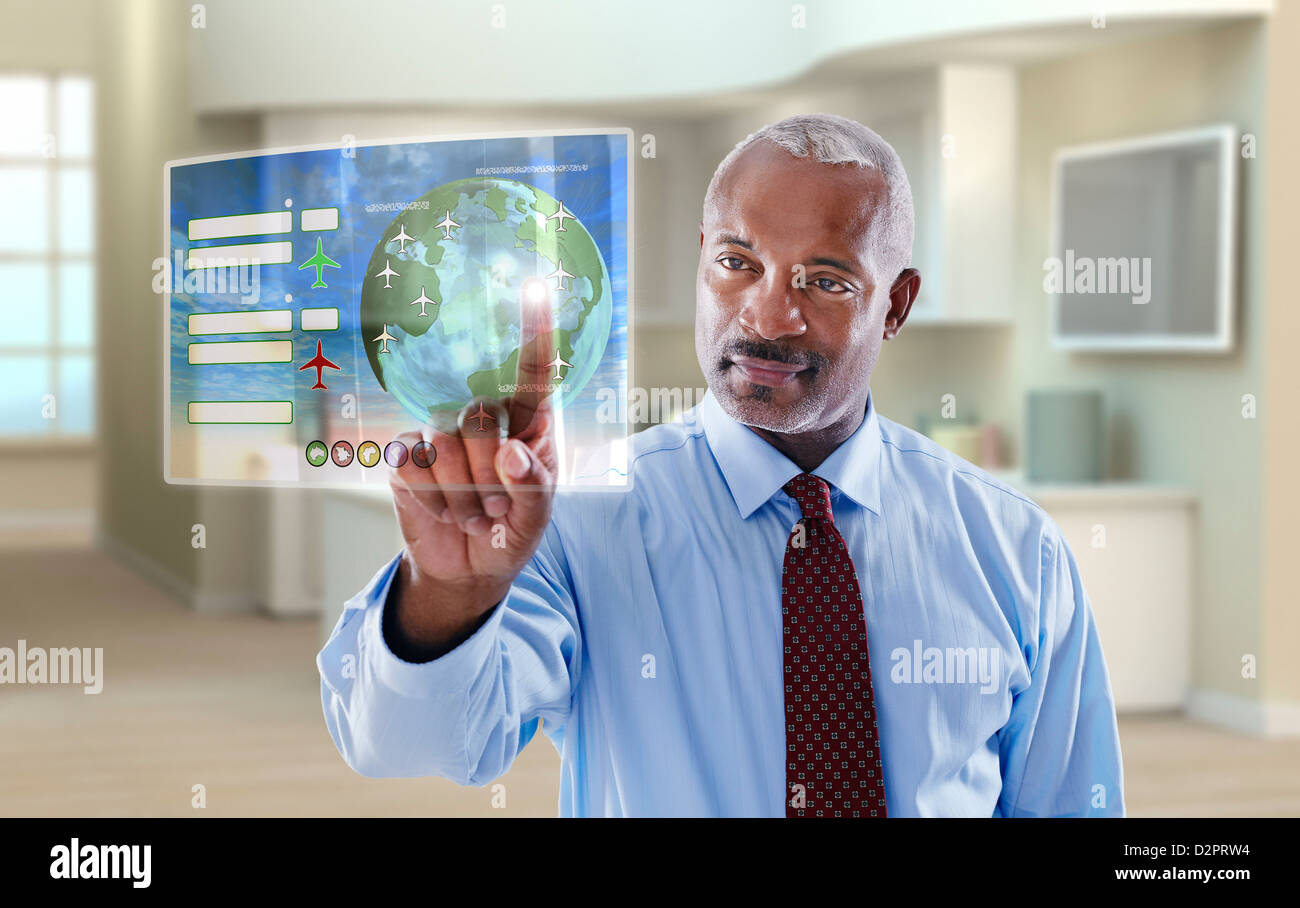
[746,397,868,473]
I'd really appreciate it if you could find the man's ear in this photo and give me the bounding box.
[883,268,921,340]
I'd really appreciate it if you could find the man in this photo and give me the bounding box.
[318,113,1125,818]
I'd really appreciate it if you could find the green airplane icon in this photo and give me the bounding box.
[298,237,340,289]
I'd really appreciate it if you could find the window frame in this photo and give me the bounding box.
[0,70,96,445]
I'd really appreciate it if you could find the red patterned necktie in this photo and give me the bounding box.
[782,472,887,817]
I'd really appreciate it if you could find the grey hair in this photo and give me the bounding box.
[703,112,915,280]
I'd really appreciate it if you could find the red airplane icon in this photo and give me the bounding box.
[467,402,497,432]
[299,339,341,390]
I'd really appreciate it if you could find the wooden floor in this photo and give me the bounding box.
[1,546,1297,817]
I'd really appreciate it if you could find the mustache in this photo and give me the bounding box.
[719,338,827,371]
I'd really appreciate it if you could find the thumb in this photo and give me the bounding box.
[494,438,553,531]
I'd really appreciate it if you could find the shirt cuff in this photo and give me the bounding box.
[364,553,508,700]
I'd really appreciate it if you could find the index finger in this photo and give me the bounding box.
[509,277,559,437]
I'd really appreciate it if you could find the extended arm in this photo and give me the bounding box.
[317,521,580,786]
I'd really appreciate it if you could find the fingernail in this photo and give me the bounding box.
[505,443,530,480]
[484,495,510,517]
[464,516,490,535]
[436,507,452,523]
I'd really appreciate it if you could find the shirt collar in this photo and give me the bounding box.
[697,386,884,520]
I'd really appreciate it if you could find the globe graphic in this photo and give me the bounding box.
[360,177,612,428]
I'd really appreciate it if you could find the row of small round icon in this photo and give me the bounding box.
[305,439,437,469]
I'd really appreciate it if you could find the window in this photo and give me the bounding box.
[0,73,95,439]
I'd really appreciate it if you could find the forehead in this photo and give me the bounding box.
[707,140,887,261]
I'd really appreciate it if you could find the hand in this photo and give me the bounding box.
[385,284,561,656]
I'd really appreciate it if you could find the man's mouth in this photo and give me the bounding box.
[728,355,809,388]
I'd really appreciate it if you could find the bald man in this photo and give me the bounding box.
[318,113,1125,818]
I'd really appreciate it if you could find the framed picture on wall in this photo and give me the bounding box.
[1048,124,1238,352]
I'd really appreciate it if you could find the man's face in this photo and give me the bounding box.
[695,140,901,435]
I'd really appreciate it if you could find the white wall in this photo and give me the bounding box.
[1014,21,1268,708]
[187,0,1272,112]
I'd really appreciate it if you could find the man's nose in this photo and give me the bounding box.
[737,270,806,340]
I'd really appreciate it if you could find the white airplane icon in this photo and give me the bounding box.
[375,259,399,288]
[409,286,435,317]
[373,325,397,354]
[391,224,414,254]
[545,201,576,232]
[436,210,461,240]
[546,352,574,380]
[547,259,575,291]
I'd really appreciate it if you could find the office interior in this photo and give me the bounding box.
[1,0,1297,816]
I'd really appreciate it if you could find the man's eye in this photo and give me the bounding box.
[718,256,747,271]
[814,277,849,292]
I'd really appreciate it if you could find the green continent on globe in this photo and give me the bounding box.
[359,177,612,425]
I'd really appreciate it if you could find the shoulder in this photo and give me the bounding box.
[627,409,711,474]
[877,412,1045,515]
[552,409,710,527]
[873,413,1076,659]
[569,405,710,493]
[874,411,1064,571]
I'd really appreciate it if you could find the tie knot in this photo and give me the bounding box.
[783,473,833,523]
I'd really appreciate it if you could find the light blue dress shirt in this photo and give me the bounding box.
[318,389,1125,817]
